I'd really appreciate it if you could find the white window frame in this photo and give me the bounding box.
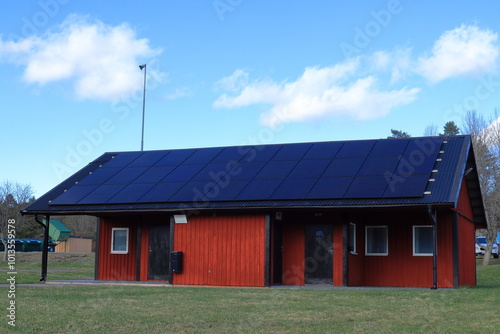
[413,225,433,256]
[349,223,357,255]
[365,226,388,256]
[111,227,129,254]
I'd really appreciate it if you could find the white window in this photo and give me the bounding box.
[349,223,356,254]
[365,226,388,256]
[413,226,433,256]
[111,228,129,254]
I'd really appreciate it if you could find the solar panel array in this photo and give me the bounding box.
[50,138,444,205]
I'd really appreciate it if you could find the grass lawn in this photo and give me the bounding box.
[1,254,499,333]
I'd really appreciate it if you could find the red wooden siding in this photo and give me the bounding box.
[347,212,455,288]
[332,223,343,286]
[173,215,266,287]
[282,221,305,285]
[139,224,149,281]
[457,178,477,287]
[97,217,137,281]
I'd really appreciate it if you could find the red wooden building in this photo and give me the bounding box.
[22,135,486,288]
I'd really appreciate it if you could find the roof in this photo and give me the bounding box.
[22,135,486,225]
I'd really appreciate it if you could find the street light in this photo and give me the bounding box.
[139,64,147,151]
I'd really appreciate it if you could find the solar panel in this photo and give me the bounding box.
[133,165,177,183]
[183,147,224,164]
[105,167,149,184]
[322,158,365,177]
[254,160,298,179]
[168,181,213,202]
[288,159,330,178]
[370,139,409,157]
[211,146,247,163]
[102,152,143,168]
[154,149,195,166]
[206,180,250,201]
[241,145,281,162]
[138,182,185,202]
[128,151,169,167]
[107,183,157,203]
[191,163,230,181]
[50,185,98,205]
[357,156,400,176]
[271,143,312,161]
[343,176,389,198]
[161,164,205,182]
[303,142,343,160]
[383,174,430,198]
[335,141,374,158]
[227,161,266,180]
[306,177,353,199]
[77,168,121,186]
[78,184,127,204]
[235,179,283,200]
[270,178,317,199]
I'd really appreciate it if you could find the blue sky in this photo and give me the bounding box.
[2,0,500,197]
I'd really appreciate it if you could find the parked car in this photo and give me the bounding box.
[475,237,499,258]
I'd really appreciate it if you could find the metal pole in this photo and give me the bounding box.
[41,215,50,281]
[140,64,147,151]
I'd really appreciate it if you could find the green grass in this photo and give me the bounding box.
[0,256,499,333]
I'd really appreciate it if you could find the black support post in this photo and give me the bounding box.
[35,215,50,282]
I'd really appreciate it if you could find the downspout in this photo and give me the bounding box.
[427,206,438,289]
[35,214,50,282]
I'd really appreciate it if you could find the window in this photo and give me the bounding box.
[413,226,433,256]
[111,228,129,254]
[365,226,388,256]
[349,223,356,254]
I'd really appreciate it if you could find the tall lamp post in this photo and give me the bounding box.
[139,64,147,151]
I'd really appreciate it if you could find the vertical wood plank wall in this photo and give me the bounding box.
[457,178,477,287]
[282,221,305,285]
[173,215,266,287]
[97,217,137,281]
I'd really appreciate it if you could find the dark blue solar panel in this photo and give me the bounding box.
[168,181,213,202]
[78,184,127,204]
[306,177,353,199]
[357,156,400,176]
[133,165,177,183]
[235,179,283,200]
[227,162,266,180]
[270,178,317,199]
[205,180,250,201]
[105,167,149,184]
[403,137,443,158]
[211,146,247,163]
[288,159,330,178]
[383,174,430,198]
[128,151,168,167]
[370,139,408,157]
[271,143,312,161]
[50,185,98,205]
[322,158,365,177]
[396,152,438,176]
[183,147,224,164]
[303,142,343,160]
[191,163,230,181]
[138,182,185,202]
[77,168,121,185]
[241,145,281,162]
[336,141,374,158]
[254,160,298,179]
[103,152,143,168]
[343,176,388,198]
[107,183,157,203]
[161,164,204,182]
[154,149,195,166]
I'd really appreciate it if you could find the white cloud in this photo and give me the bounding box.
[214,60,419,127]
[0,14,162,101]
[418,25,499,83]
[164,87,192,100]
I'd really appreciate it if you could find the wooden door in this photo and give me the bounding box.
[148,224,170,280]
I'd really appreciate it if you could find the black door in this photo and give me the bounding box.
[148,224,170,280]
[305,223,333,284]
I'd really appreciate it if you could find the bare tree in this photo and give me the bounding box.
[424,124,439,136]
[53,215,97,237]
[462,110,500,265]
[0,180,36,260]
